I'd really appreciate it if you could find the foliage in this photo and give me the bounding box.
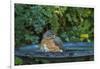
[15,4,94,47]
[15,57,23,65]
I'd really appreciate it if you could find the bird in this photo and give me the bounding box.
[40,30,63,52]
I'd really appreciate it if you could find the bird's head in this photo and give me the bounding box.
[43,30,56,39]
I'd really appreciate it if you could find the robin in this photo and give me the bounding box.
[40,30,63,52]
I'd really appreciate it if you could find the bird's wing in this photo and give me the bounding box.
[53,36,64,49]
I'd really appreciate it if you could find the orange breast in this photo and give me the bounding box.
[41,38,61,52]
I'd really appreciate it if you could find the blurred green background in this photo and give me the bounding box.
[15,4,94,48]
